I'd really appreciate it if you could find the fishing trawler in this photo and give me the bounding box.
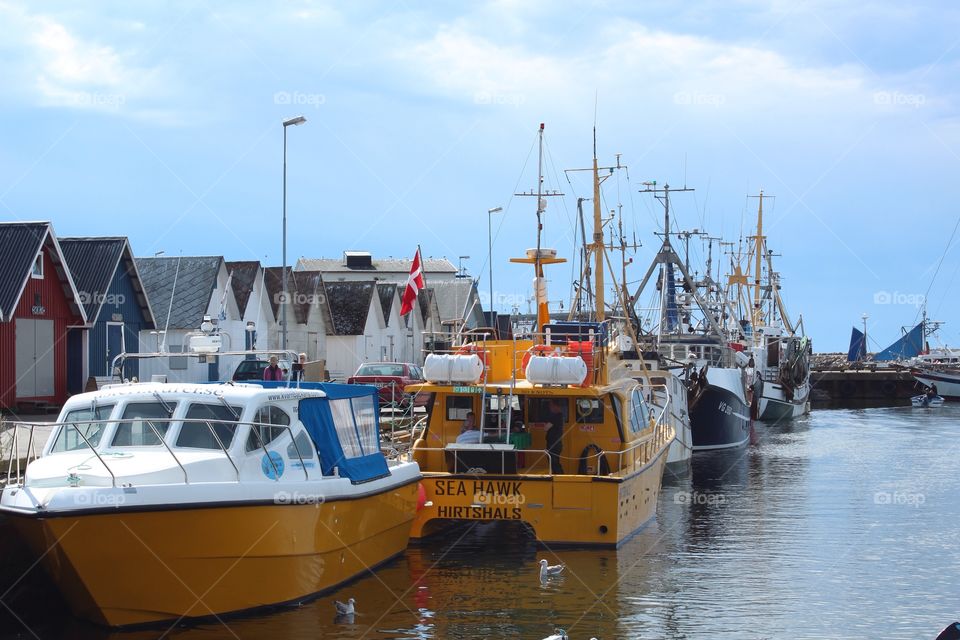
[405,125,675,547]
[0,375,420,626]
[631,184,751,450]
[728,192,812,421]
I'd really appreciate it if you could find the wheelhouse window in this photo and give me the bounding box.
[526,397,569,424]
[445,395,473,421]
[629,389,650,433]
[245,405,291,452]
[31,254,43,279]
[112,402,177,446]
[573,398,604,424]
[176,403,241,449]
[51,405,114,452]
[287,431,315,461]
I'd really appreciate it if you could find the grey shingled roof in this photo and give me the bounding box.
[226,261,260,317]
[323,281,375,336]
[59,237,155,327]
[430,279,482,323]
[263,267,327,325]
[0,222,49,320]
[377,283,397,326]
[297,256,457,275]
[136,256,222,330]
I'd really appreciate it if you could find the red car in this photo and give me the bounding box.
[346,362,428,407]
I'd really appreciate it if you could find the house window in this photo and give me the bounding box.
[31,254,43,279]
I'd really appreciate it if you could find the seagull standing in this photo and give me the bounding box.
[334,598,355,615]
[539,559,565,581]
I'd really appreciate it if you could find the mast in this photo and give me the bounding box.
[512,123,564,337]
[592,128,604,321]
[752,191,765,334]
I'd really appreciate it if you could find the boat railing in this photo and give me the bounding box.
[408,383,673,477]
[1,417,312,489]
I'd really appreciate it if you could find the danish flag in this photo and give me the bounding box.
[400,248,425,316]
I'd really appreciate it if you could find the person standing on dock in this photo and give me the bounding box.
[545,399,565,475]
[263,356,284,381]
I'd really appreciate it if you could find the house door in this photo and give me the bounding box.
[106,322,125,376]
[16,318,55,398]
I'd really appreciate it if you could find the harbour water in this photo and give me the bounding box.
[2,406,958,639]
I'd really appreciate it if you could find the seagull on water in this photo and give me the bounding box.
[539,559,565,581]
[334,598,355,615]
[542,630,568,640]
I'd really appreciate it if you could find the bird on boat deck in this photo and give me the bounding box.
[539,559,565,581]
[334,598,355,615]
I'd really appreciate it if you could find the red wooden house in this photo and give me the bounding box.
[0,222,86,410]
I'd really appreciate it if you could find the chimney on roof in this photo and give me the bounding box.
[343,251,373,269]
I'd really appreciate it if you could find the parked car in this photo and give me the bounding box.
[346,362,428,407]
[232,358,292,382]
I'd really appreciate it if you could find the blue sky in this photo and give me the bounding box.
[1,1,958,351]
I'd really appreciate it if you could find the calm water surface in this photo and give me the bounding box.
[2,406,958,639]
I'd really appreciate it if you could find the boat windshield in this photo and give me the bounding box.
[50,405,115,452]
[176,403,242,449]
[112,402,178,447]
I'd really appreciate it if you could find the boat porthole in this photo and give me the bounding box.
[599,525,608,534]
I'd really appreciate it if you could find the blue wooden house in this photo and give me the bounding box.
[60,237,156,391]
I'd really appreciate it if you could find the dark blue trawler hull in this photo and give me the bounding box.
[690,383,751,450]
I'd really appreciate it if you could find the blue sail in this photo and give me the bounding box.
[665,265,680,332]
[873,322,924,361]
[847,327,866,361]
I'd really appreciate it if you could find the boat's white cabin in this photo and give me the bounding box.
[25,382,373,488]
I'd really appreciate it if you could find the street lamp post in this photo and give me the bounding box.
[282,115,307,350]
[487,206,502,313]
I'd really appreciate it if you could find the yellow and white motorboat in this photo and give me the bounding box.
[0,381,420,627]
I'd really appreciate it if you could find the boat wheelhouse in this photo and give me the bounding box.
[0,381,420,627]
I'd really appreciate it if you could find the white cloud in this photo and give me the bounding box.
[0,2,177,122]
[393,18,944,122]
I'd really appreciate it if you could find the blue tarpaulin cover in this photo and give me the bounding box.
[873,323,924,362]
[298,383,390,484]
[847,327,866,362]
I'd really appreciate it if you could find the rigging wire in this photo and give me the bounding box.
[919,213,960,325]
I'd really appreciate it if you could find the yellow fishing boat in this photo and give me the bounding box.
[406,125,675,547]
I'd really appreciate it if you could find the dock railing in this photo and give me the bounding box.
[1,417,313,489]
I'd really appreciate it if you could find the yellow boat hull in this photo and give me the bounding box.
[7,482,418,627]
[410,445,669,547]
